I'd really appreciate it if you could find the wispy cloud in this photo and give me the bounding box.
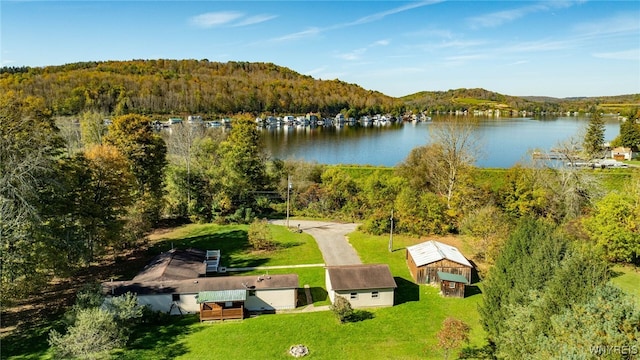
[271,0,441,43]
[593,49,639,60]
[189,11,276,28]
[234,14,278,27]
[572,13,640,38]
[468,1,583,29]
[337,39,391,61]
[271,28,321,42]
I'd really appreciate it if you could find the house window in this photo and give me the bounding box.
[350,292,358,300]
[449,282,456,289]
[172,294,180,302]
[371,291,379,299]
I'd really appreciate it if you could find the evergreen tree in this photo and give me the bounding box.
[583,110,605,159]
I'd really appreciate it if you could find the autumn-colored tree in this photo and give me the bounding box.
[83,144,134,253]
[437,317,471,360]
[104,114,166,224]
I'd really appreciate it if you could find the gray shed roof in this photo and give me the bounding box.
[406,240,472,268]
[327,264,397,291]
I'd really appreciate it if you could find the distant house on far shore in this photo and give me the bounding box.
[611,147,633,160]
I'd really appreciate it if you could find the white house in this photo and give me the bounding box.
[611,147,633,160]
[102,249,298,317]
[325,264,396,308]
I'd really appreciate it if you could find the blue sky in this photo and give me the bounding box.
[2,1,639,98]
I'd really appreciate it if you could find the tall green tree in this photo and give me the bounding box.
[582,110,605,159]
[218,114,269,215]
[0,92,63,299]
[615,117,640,151]
[104,114,167,224]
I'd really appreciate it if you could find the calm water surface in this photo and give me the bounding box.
[261,116,620,168]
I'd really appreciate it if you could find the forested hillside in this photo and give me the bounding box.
[402,88,640,114]
[3,60,638,118]
[0,60,401,116]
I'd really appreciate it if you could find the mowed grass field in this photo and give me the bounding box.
[112,223,487,359]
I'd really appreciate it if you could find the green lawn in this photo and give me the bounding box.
[119,225,487,359]
[611,265,640,306]
[4,223,488,359]
[147,223,324,269]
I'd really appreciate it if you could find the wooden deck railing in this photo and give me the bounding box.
[200,307,243,321]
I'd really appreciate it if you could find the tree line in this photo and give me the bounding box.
[0,59,401,117]
[3,60,637,119]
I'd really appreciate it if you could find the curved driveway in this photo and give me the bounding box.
[270,220,361,266]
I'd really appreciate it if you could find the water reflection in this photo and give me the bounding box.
[260,116,620,168]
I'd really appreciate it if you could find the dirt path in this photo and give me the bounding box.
[270,220,361,266]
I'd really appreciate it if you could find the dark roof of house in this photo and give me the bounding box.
[132,248,206,282]
[326,264,397,291]
[103,274,299,297]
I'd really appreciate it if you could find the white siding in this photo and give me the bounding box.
[246,288,297,311]
[325,268,336,303]
[334,289,394,308]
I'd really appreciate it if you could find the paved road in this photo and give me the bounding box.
[270,220,361,266]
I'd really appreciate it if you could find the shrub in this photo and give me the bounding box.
[330,295,354,323]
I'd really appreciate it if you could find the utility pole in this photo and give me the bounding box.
[388,208,394,252]
[286,175,292,228]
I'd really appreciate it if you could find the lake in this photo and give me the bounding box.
[260,116,621,168]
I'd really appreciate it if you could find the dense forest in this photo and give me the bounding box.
[2,59,638,117]
[0,60,401,116]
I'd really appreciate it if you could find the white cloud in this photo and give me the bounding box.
[233,14,278,27]
[468,1,583,29]
[593,49,640,60]
[272,0,440,42]
[337,39,392,61]
[190,11,243,28]
[271,27,321,42]
[190,11,277,28]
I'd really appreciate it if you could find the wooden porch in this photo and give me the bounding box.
[199,301,244,321]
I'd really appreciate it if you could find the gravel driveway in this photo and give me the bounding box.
[270,220,361,266]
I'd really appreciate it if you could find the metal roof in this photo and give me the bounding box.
[437,271,469,285]
[197,290,247,303]
[406,240,472,268]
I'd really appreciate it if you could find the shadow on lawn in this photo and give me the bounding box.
[394,277,419,305]
[152,229,270,269]
[121,315,201,360]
